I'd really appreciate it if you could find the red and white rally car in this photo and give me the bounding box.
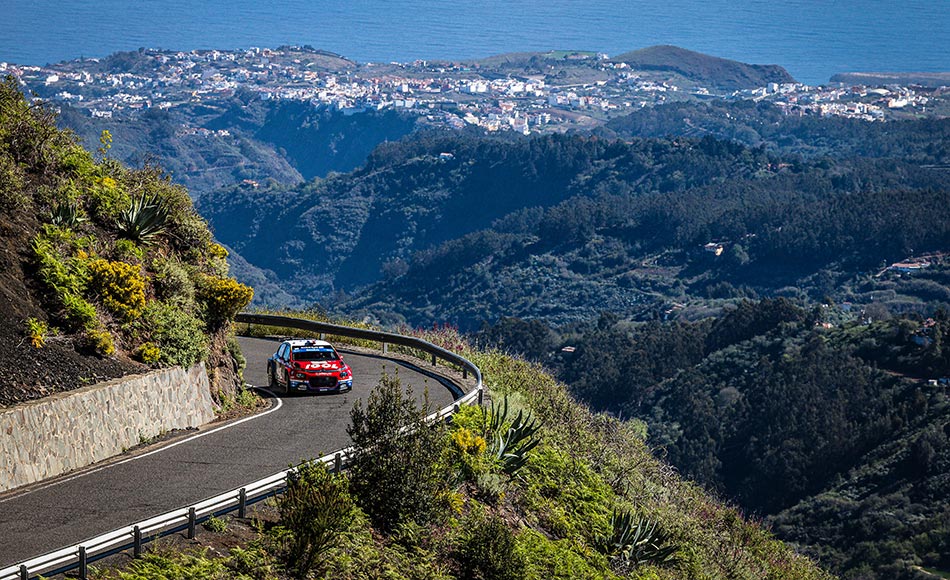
[266,339,353,394]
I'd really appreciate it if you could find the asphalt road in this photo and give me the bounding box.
[0,337,457,566]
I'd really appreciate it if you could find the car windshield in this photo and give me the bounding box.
[292,347,339,362]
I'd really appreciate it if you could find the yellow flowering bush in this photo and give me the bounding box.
[134,342,161,364]
[450,426,490,481]
[197,275,253,326]
[88,259,146,320]
[452,426,488,456]
[208,243,229,259]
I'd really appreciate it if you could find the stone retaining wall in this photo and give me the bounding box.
[0,364,215,493]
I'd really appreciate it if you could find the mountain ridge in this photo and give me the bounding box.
[612,45,796,89]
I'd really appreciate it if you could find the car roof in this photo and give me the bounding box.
[284,339,334,348]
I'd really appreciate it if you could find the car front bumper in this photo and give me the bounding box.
[289,377,353,393]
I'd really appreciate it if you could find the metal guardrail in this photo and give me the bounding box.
[0,314,483,580]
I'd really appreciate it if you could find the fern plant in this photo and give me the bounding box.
[116,193,168,245]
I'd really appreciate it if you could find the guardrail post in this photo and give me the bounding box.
[187,507,197,539]
[79,546,87,579]
[19,564,27,580]
[478,387,484,406]
[238,487,247,518]
[453,403,460,414]
[382,342,388,353]
[431,353,437,366]
[319,333,326,340]
[463,368,468,379]
[334,452,342,472]
[133,525,142,557]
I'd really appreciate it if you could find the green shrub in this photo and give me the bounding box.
[451,403,491,432]
[1,76,74,176]
[59,143,99,181]
[235,387,259,408]
[62,292,98,331]
[88,259,146,321]
[518,529,616,580]
[226,544,277,580]
[453,512,526,580]
[145,301,208,367]
[520,444,613,543]
[32,229,88,296]
[197,274,254,327]
[112,238,144,262]
[309,508,452,580]
[96,549,227,580]
[0,153,27,210]
[347,372,448,532]
[152,179,213,249]
[86,173,131,224]
[277,461,355,579]
[203,515,229,533]
[31,228,98,330]
[151,256,195,302]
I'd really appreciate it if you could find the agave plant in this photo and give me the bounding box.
[116,193,169,244]
[49,201,88,228]
[598,510,678,568]
[487,397,542,475]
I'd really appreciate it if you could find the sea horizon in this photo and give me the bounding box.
[5,0,950,86]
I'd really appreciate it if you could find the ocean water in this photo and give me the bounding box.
[4,0,949,85]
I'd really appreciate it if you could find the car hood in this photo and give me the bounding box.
[298,360,344,371]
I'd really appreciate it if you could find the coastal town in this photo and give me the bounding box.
[3,46,947,135]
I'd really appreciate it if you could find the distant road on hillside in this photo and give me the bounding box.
[0,337,457,566]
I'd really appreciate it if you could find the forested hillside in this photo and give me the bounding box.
[505,299,949,580]
[604,100,950,162]
[197,95,949,579]
[58,97,418,198]
[332,133,950,328]
[201,128,949,319]
[200,131,783,306]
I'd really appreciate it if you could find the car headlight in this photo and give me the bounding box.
[339,370,350,379]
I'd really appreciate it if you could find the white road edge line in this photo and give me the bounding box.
[0,386,281,504]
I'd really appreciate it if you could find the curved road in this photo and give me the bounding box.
[0,337,458,566]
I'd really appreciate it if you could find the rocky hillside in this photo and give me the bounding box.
[0,78,252,406]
